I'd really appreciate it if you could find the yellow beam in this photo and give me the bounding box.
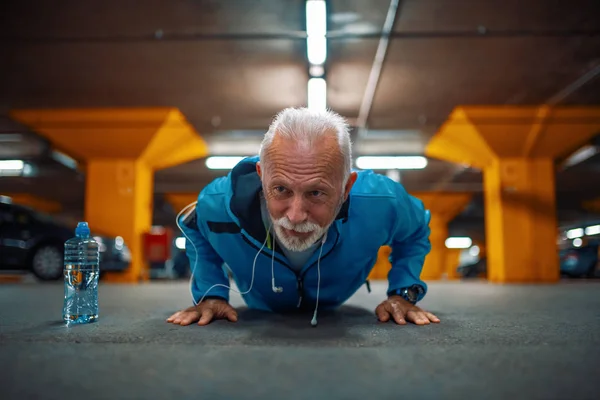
[1,193,62,214]
[10,108,208,169]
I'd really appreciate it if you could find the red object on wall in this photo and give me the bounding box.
[143,227,173,263]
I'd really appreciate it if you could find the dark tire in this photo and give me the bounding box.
[31,245,63,281]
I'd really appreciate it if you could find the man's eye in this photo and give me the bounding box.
[310,191,323,197]
[274,186,287,193]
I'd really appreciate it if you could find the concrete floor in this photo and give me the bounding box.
[1,279,599,400]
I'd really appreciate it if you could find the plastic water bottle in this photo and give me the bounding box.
[63,222,100,324]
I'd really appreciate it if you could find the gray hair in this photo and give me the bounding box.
[259,107,353,184]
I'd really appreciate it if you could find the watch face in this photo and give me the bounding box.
[403,288,417,303]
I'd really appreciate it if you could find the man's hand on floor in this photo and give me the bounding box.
[376,295,440,326]
[166,298,238,326]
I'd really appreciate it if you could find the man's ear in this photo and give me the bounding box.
[343,171,358,200]
[256,162,262,178]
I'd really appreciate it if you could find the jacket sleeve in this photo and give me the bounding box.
[179,205,230,305]
[386,184,432,302]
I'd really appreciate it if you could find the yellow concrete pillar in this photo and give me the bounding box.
[422,215,449,280]
[368,245,392,280]
[412,192,472,280]
[484,158,558,282]
[10,108,208,283]
[426,106,600,283]
[85,160,153,282]
[445,248,462,280]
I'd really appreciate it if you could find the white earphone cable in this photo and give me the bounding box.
[175,201,270,306]
[311,233,327,327]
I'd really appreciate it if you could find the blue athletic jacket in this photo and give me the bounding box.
[179,156,431,312]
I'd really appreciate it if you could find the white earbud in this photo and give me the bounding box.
[272,278,283,293]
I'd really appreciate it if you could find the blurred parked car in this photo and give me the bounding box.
[559,240,599,278]
[457,241,600,279]
[0,198,131,280]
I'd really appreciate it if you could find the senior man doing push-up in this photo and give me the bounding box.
[167,107,440,327]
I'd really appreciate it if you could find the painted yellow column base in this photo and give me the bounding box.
[445,249,462,280]
[421,226,448,281]
[86,159,153,283]
[368,246,392,280]
[485,158,559,283]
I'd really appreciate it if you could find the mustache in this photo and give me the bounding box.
[274,217,320,233]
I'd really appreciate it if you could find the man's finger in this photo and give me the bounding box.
[406,311,430,325]
[391,310,407,325]
[179,312,200,326]
[376,306,390,322]
[426,312,441,323]
[226,309,238,322]
[198,309,214,326]
[166,311,181,322]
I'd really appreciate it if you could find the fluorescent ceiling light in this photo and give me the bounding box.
[306,0,326,37]
[205,156,246,170]
[355,156,428,170]
[562,144,598,169]
[585,225,600,236]
[0,160,24,170]
[307,36,327,65]
[175,237,186,250]
[445,237,472,249]
[566,228,584,239]
[308,78,327,111]
[309,64,324,77]
[306,0,327,64]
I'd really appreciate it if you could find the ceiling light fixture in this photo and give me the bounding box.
[566,228,584,239]
[0,159,25,176]
[307,78,327,111]
[355,156,428,170]
[309,64,325,77]
[306,1,327,109]
[584,225,600,236]
[205,156,247,170]
[445,237,472,249]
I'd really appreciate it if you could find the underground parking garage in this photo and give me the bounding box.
[1,1,600,399]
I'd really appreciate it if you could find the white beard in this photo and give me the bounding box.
[272,217,326,252]
[270,196,345,252]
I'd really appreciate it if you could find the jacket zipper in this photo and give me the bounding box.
[296,232,340,308]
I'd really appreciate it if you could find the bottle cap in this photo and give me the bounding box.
[75,221,91,237]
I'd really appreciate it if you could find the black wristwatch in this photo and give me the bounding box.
[387,285,424,305]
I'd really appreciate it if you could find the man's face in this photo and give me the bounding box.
[257,134,356,252]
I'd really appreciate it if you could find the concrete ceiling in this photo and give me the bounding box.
[1,0,600,236]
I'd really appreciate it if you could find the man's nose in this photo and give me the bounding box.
[286,196,308,224]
